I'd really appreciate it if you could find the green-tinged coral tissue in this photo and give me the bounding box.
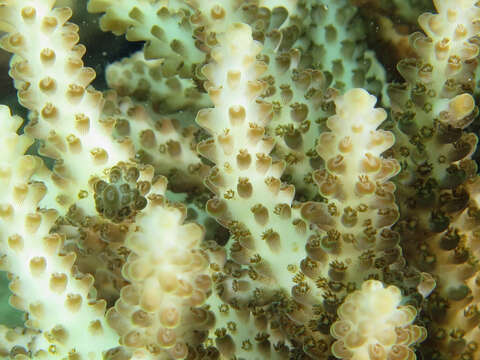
[0,0,479,360]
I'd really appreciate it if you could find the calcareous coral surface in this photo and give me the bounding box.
[0,0,479,359]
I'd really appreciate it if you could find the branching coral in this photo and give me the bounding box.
[0,0,479,360]
[330,279,426,360]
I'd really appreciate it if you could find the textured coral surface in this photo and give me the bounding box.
[0,0,479,360]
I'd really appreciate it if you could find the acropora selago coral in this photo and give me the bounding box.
[0,0,479,359]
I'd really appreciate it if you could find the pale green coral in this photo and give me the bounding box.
[0,1,479,360]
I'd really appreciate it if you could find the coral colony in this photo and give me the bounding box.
[1,0,480,359]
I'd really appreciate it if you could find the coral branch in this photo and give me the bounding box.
[0,0,479,359]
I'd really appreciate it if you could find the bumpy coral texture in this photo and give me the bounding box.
[331,280,426,360]
[0,1,479,360]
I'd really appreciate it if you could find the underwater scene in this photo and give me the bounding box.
[0,0,479,359]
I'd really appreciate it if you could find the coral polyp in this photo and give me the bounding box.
[0,1,479,359]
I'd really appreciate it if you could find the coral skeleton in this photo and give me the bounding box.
[0,0,478,359]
